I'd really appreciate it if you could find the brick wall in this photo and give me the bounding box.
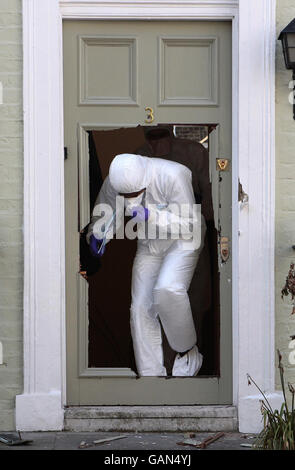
[275,1,295,389]
[174,125,208,143]
[0,0,23,430]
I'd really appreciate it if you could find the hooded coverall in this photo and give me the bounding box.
[87,153,206,376]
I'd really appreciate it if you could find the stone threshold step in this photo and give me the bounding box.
[64,406,238,432]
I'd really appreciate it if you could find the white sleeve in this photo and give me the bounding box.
[147,169,200,239]
[86,176,121,244]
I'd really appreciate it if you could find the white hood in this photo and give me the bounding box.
[109,153,152,194]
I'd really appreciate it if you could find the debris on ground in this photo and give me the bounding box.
[183,432,196,439]
[240,443,253,448]
[0,433,33,446]
[177,432,225,449]
[78,440,93,449]
[93,434,129,446]
[79,434,129,449]
[177,437,204,447]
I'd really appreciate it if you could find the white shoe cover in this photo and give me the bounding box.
[172,345,203,377]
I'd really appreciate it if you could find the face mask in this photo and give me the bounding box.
[124,192,144,216]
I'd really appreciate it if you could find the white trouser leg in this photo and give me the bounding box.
[130,247,167,376]
[153,240,204,353]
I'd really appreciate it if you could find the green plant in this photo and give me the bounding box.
[247,350,295,450]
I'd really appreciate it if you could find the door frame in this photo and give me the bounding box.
[17,0,283,433]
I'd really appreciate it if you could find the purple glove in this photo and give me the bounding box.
[132,206,149,222]
[89,234,105,258]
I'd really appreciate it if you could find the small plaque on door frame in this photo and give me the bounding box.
[216,158,230,171]
[220,236,230,262]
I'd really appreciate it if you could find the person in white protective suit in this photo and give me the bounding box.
[87,153,207,377]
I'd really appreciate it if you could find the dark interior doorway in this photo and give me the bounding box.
[80,125,220,376]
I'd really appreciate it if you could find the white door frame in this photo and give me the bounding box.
[16,0,282,433]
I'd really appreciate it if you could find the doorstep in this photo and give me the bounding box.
[64,406,238,432]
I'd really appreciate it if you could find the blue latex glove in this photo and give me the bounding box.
[89,234,105,258]
[132,206,149,222]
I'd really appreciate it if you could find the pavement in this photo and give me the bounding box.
[0,431,256,451]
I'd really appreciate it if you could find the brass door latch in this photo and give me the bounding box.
[220,236,230,263]
[216,158,230,171]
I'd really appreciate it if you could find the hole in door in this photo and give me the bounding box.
[80,124,220,376]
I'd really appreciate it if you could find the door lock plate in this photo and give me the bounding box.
[216,158,230,171]
[220,236,230,262]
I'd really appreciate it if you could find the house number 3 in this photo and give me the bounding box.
[145,107,154,124]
